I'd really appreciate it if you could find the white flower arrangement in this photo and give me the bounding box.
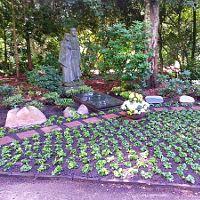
[121,92,149,115]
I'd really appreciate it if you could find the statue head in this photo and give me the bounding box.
[64,33,71,41]
[70,28,77,37]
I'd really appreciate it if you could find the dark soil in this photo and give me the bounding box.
[0,107,9,127]
[84,79,120,93]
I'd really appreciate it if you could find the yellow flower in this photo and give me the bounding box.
[133,97,138,102]
[129,93,135,99]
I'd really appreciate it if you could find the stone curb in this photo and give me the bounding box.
[0,171,199,192]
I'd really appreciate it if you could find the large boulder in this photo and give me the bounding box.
[179,95,195,103]
[77,104,89,115]
[5,106,47,128]
[145,96,164,104]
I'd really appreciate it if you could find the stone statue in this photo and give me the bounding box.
[59,28,81,85]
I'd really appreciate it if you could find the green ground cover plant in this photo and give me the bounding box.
[43,92,74,108]
[0,85,15,98]
[64,85,93,98]
[0,110,199,185]
[27,65,62,92]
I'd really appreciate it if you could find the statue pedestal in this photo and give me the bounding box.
[63,80,93,98]
[63,80,84,87]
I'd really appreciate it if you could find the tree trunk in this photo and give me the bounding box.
[3,29,8,65]
[23,0,33,70]
[158,0,167,73]
[145,0,159,88]
[11,0,20,78]
[158,19,163,72]
[191,0,196,62]
[26,34,33,70]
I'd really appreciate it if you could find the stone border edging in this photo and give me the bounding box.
[0,171,199,192]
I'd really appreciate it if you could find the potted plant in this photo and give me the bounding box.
[121,92,149,119]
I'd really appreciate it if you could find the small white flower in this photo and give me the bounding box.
[121,99,149,115]
[121,103,126,110]
[140,108,145,113]
[134,110,139,114]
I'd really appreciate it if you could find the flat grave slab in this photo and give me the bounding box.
[73,92,123,111]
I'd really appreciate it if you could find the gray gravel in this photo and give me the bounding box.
[0,177,199,200]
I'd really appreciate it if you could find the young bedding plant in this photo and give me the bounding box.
[0,110,199,185]
[1,111,107,138]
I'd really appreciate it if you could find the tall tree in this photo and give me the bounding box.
[11,0,20,78]
[191,0,197,61]
[145,0,160,88]
[0,0,10,65]
[23,0,33,70]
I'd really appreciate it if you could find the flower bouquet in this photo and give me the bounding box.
[121,92,149,119]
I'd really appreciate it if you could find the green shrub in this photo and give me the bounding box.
[79,33,98,78]
[43,91,74,107]
[120,91,132,100]
[65,85,93,97]
[43,92,60,102]
[191,81,200,97]
[25,100,45,110]
[111,86,122,95]
[159,71,194,97]
[159,79,193,97]
[98,21,151,87]
[182,61,200,80]
[54,98,74,107]
[0,85,15,97]
[3,94,24,108]
[27,65,62,92]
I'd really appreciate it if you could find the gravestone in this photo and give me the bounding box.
[145,96,164,104]
[179,95,195,103]
[74,92,123,112]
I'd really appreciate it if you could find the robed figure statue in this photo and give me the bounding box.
[59,28,81,84]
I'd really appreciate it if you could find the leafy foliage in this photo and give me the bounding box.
[0,85,15,97]
[159,70,195,97]
[98,21,151,86]
[65,85,93,97]
[2,94,24,108]
[27,65,62,92]
[43,91,74,107]
[25,100,45,111]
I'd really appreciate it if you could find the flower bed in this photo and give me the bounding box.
[0,110,199,185]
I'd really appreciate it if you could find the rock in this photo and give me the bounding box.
[179,95,195,103]
[5,106,47,128]
[63,107,75,118]
[145,96,164,104]
[77,104,89,115]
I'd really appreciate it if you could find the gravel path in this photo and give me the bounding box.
[0,177,199,200]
